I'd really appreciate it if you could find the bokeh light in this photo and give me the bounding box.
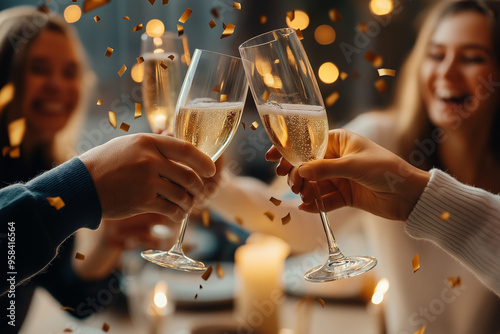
[314,25,336,45]
[131,63,144,83]
[146,19,165,38]
[318,62,339,84]
[286,10,310,31]
[369,0,394,16]
[64,5,82,24]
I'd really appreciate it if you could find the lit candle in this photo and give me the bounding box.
[147,280,170,334]
[235,233,291,334]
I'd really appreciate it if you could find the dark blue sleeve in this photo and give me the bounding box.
[1,158,102,295]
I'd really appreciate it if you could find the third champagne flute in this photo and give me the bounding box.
[141,49,248,271]
[239,28,377,282]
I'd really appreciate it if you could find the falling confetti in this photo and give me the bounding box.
[216,263,225,278]
[377,68,396,77]
[177,24,184,37]
[448,276,461,288]
[295,28,304,40]
[264,211,274,221]
[250,121,259,130]
[134,103,142,119]
[201,265,213,280]
[329,9,342,22]
[233,2,241,10]
[97,99,103,105]
[47,197,65,210]
[281,213,291,225]
[75,252,86,260]
[209,19,216,29]
[104,47,113,57]
[220,94,228,102]
[221,24,236,39]
[118,64,127,77]
[102,322,110,332]
[0,82,15,112]
[82,0,110,13]
[108,111,117,128]
[412,253,420,273]
[269,197,282,206]
[325,91,340,107]
[61,306,75,312]
[93,16,101,22]
[202,210,210,227]
[137,56,144,64]
[440,211,450,221]
[413,326,426,334]
[119,122,130,132]
[179,8,193,23]
[316,298,325,308]
[132,23,143,32]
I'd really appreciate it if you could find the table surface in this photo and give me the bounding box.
[20,287,382,334]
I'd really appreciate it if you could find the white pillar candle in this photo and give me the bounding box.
[235,233,291,334]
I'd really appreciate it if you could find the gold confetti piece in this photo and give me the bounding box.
[262,90,271,102]
[179,8,193,23]
[137,56,144,64]
[8,118,26,147]
[221,23,235,39]
[199,284,203,289]
[2,147,10,157]
[281,213,291,225]
[118,64,127,77]
[104,47,113,57]
[364,50,383,67]
[119,122,130,132]
[202,209,210,227]
[132,23,143,32]
[316,297,325,308]
[63,328,73,333]
[295,28,304,40]
[75,252,85,260]
[211,8,220,19]
[216,263,225,278]
[286,10,295,21]
[413,326,426,334]
[97,99,103,105]
[357,22,368,32]
[102,322,110,332]
[250,121,259,130]
[177,24,184,37]
[47,196,65,210]
[269,197,282,206]
[264,211,274,221]
[194,293,198,300]
[134,103,141,119]
[448,276,461,288]
[148,0,155,5]
[241,122,246,130]
[160,61,168,69]
[61,306,75,312]
[226,229,241,243]
[234,216,244,225]
[93,16,100,22]
[122,16,130,20]
[329,9,342,22]
[259,15,267,24]
[201,265,213,280]
[340,71,348,80]
[82,0,110,13]
[212,84,221,93]
[9,147,20,159]
[38,3,50,13]
[209,19,216,29]
[378,68,396,77]
[412,253,420,273]
[0,82,15,112]
[374,79,388,93]
[220,94,228,102]
[325,91,340,107]
[108,111,117,128]
[233,2,241,10]
[440,211,450,221]
[168,54,175,60]
[163,0,168,4]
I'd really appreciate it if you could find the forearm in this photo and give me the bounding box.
[0,158,101,294]
[406,169,500,296]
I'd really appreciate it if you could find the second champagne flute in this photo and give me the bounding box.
[239,28,377,282]
[141,49,248,271]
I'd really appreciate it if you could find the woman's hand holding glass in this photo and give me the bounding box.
[239,28,376,282]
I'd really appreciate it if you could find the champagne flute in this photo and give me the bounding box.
[142,49,248,271]
[239,28,377,282]
[141,31,190,134]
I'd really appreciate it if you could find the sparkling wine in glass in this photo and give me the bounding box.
[141,31,190,134]
[239,28,377,282]
[141,49,248,271]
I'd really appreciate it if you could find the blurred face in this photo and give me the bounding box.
[22,29,81,136]
[420,11,500,132]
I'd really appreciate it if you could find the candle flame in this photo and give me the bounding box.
[153,281,168,308]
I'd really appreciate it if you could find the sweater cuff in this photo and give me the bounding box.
[26,157,102,243]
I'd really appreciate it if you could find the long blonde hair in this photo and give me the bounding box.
[393,0,500,168]
[0,6,95,165]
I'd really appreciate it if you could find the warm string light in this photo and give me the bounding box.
[369,0,394,16]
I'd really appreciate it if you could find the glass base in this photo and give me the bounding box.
[141,249,206,272]
[304,255,377,282]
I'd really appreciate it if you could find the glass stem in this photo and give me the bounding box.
[170,213,190,254]
[311,181,346,261]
